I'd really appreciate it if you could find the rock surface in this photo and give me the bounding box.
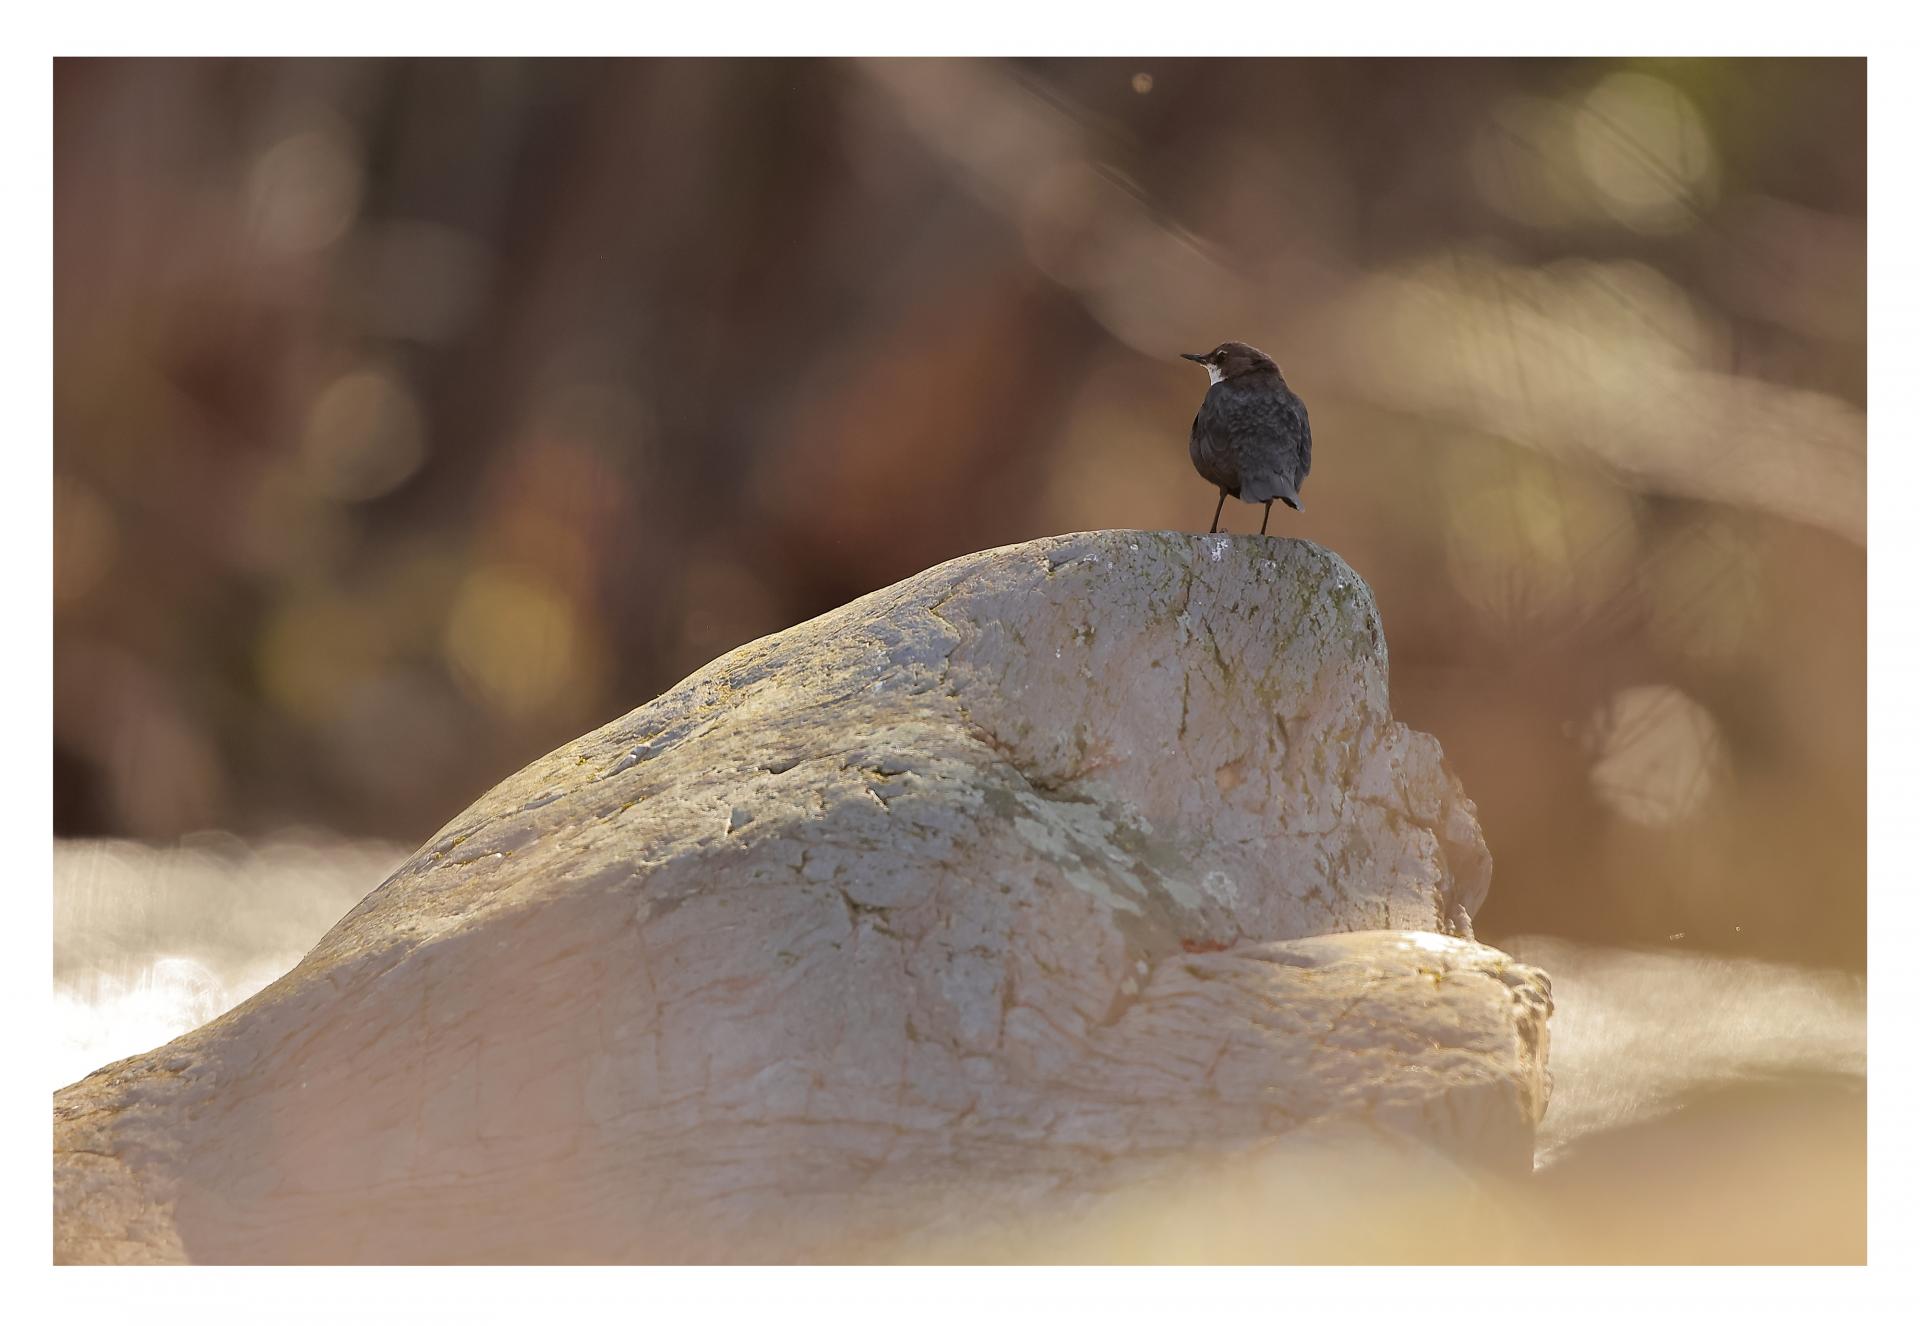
[53,531,1545,1263]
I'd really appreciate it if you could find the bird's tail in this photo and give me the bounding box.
[1249,475,1303,512]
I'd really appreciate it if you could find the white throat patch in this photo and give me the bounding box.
[1205,363,1225,386]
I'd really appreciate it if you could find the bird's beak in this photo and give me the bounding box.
[1180,353,1208,364]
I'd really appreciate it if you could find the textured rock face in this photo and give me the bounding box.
[54,531,1543,1264]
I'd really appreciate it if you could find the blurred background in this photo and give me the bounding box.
[54,59,1866,1228]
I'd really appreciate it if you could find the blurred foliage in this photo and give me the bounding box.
[53,58,1865,966]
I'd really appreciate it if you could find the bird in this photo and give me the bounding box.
[1181,341,1312,536]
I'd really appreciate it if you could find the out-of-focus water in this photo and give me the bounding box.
[52,835,405,1089]
[51,837,1867,1261]
[1501,934,1865,1263]
[1502,934,1865,1165]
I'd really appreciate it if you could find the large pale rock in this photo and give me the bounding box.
[54,531,1545,1263]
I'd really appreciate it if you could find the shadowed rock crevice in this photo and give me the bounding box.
[54,530,1543,1264]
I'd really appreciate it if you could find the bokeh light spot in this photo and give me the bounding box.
[300,365,428,502]
[443,567,586,721]
[246,125,365,255]
[257,592,390,724]
[1574,73,1719,234]
[1586,684,1724,827]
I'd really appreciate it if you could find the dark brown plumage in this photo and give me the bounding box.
[1181,341,1313,536]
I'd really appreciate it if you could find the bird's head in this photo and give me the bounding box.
[1181,341,1279,385]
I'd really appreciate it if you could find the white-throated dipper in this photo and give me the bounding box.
[1181,341,1313,535]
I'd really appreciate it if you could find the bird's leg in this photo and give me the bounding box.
[1260,500,1273,536]
[1209,491,1227,534]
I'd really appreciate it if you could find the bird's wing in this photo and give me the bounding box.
[1189,388,1239,491]
[1224,383,1311,507]
[1190,386,1227,446]
[1292,392,1312,483]
[1222,383,1287,466]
